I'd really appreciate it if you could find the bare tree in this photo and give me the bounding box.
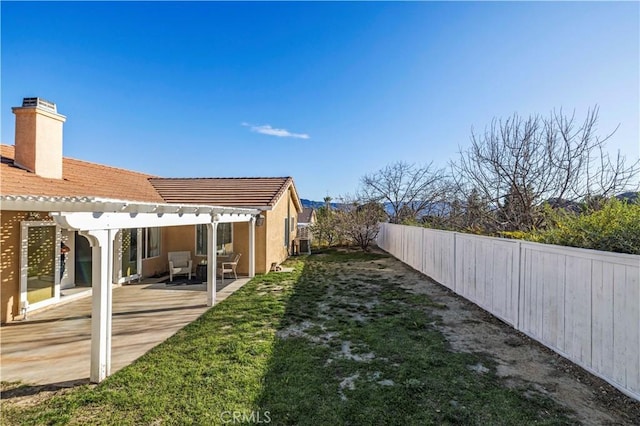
[361,161,450,224]
[335,199,387,251]
[451,107,639,231]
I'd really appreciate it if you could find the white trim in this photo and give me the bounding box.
[249,217,255,277]
[207,223,217,307]
[80,228,116,383]
[136,228,143,283]
[50,211,255,231]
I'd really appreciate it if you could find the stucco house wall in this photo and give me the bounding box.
[232,220,266,275]
[264,187,298,271]
[159,225,198,275]
[0,211,37,323]
[140,227,172,278]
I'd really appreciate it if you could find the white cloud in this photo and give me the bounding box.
[242,122,309,139]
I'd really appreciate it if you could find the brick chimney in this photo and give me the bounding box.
[12,97,67,179]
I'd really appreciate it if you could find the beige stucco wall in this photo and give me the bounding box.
[256,217,268,274]
[232,222,250,275]
[1,211,24,323]
[263,187,299,272]
[161,225,196,275]
[140,227,172,278]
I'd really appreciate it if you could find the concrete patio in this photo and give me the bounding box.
[0,277,251,386]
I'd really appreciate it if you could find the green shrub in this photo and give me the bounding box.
[498,230,535,240]
[532,198,640,254]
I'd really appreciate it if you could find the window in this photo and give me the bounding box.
[142,228,160,259]
[120,229,138,277]
[196,223,233,255]
[284,218,290,247]
[196,224,206,256]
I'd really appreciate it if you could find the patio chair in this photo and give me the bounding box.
[168,251,193,282]
[218,253,241,283]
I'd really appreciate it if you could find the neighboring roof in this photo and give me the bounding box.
[149,177,303,212]
[0,145,164,203]
[298,207,315,224]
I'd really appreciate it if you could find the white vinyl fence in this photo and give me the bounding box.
[377,223,640,401]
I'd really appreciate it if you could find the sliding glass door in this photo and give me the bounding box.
[121,228,138,278]
[21,222,60,309]
[115,228,141,283]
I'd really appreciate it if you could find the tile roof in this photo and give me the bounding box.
[1,144,303,211]
[0,144,165,203]
[298,207,315,223]
[149,177,302,211]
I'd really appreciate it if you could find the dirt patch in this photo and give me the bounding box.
[338,373,360,401]
[338,341,377,362]
[396,258,640,425]
[1,379,94,412]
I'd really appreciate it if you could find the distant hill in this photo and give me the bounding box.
[616,191,639,203]
[300,199,341,209]
[300,198,450,217]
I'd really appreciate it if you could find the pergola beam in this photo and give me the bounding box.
[0,195,260,217]
[51,211,255,231]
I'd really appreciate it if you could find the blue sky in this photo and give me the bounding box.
[2,2,638,201]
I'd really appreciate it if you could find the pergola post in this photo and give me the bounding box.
[248,217,256,277]
[206,222,218,307]
[80,229,115,383]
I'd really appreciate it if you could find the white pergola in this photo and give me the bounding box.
[1,196,260,383]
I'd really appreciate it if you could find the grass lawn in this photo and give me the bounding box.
[2,249,576,425]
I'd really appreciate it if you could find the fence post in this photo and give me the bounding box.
[516,240,522,330]
[452,232,457,292]
[421,227,426,275]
